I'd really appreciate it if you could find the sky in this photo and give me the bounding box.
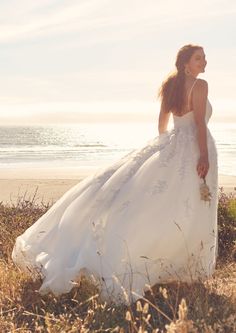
[0,0,236,125]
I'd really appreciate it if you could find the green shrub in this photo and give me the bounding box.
[217,187,236,261]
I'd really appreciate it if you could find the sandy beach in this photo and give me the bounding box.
[0,166,235,206]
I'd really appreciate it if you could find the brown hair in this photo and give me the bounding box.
[157,44,203,115]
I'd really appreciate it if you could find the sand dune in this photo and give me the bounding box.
[0,167,235,205]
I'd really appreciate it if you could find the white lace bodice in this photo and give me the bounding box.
[173,99,213,129]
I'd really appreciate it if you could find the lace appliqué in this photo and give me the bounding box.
[145,180,168,196]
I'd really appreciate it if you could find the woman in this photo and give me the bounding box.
[12,44,218,305]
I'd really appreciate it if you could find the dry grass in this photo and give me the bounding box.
[0,187,235,332]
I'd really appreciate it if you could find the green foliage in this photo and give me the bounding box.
[217,187,236,261]
[0,187,235,332]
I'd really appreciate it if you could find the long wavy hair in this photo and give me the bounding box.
[157,44,203,115]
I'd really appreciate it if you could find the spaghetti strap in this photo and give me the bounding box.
[187,78,198,111]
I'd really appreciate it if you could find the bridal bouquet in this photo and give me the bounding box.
[200,177,212,205]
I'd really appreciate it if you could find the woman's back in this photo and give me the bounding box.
[172,78,199,117]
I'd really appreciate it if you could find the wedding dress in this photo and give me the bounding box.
[12,79,218,304]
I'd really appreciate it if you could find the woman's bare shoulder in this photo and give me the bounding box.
[195,78,208,88]
[194,78,208,94]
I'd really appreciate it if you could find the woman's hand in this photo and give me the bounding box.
[197,155,209,179]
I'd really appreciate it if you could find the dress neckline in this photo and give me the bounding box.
[173,98,209,118]
[172,110,194,118]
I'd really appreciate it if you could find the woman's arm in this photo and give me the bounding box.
[192,79,209,178]
[158,99,171,135]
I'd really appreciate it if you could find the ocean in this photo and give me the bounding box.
[0,122,235,176]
